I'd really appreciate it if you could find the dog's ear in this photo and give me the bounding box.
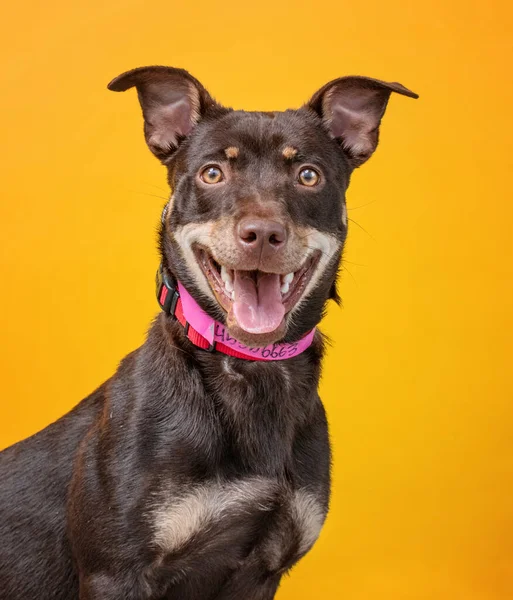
[108,66,219,162]
[306,76,418,167]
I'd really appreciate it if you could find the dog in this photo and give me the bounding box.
[0,66,417,600]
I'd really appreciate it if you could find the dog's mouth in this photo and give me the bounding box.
[195,247,321,337]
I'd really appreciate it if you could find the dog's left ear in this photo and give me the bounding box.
[108,66,220,162]
[306,76,418,167]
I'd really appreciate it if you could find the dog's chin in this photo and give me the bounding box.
[224,316,287,347]
[194,246,321,347]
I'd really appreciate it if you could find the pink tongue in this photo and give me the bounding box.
[232,271,285,334]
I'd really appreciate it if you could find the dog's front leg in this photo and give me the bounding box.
[67,396,162,600]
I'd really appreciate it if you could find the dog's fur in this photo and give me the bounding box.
[0,67,417,600]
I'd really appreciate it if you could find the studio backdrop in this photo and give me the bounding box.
[0,1,512,598]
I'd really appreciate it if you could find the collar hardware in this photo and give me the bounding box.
[156,265,180,316]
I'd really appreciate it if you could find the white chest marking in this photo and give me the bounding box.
[152,480,326,565]
[152,478,277,553]
[291,489,325,555]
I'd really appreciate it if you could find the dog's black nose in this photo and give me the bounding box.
[237,219,288,251]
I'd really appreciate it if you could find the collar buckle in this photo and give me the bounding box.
[156,264,179,316]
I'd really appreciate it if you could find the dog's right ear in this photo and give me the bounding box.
[108,66,219,162]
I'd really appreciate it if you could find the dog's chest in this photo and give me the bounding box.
[211,358,309,471]
[151,477,325,575]
[145,354,325,587]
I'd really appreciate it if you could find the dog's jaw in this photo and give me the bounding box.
[194,247,322,346]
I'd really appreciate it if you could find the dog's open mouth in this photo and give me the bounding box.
[195,248,321,335]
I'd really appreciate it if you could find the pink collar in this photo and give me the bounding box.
[156,266,316,361]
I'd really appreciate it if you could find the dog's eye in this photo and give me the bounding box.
[298,168,320,187]
[200,166,224,184]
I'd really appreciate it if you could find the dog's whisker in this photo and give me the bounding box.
[297,231,330,241]
[347,199,377,211]
[303,245,331,259]
[131,191,170,202]
[141,182,170,193]
[297,231,317,240]
[341,264,358,285]
[342,259,366,267]
[347,218,375,241]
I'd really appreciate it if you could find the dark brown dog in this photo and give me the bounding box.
[0,66,417,600]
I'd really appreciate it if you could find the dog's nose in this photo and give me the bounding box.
[237,219,288,252]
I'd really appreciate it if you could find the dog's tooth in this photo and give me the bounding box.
[281,282,290,294]
[225,279,234,293]
[231,290,235,300]
[284,272,294,284]
[221,265,232,284]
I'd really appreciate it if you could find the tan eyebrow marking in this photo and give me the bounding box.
[225,146,239,159]
[282,146,298,160]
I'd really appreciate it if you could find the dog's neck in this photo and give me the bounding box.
[156,265,316,361]
[149,313,324,476]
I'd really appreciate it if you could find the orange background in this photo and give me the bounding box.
[1,1,512,598]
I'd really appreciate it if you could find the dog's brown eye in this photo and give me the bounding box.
[298,168,320,187]
[200,166,224,184]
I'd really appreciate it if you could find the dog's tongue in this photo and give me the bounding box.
[231,271,285,334]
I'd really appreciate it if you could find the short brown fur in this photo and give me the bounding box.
[224,146,239,159]
[282,146,298,160]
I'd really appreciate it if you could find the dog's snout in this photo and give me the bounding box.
[237,219,288,251]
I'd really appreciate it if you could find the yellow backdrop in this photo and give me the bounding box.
[1,1,512,598]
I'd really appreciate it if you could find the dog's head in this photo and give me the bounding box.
[109,66,417,346]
